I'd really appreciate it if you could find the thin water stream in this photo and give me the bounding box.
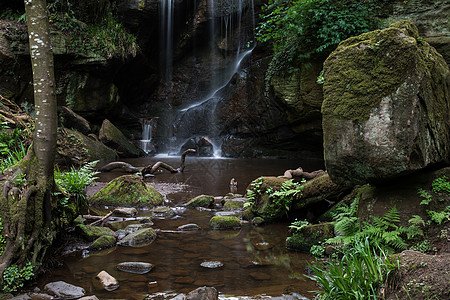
[36,158,324,299]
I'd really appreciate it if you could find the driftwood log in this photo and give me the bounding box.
[279,167,325,180]
[98,149,196,175]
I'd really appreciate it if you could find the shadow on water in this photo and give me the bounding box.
[37,158,324,299]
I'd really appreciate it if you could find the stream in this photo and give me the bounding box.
[35,157,324,299]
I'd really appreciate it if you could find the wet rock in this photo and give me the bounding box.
[286,222,334,252]
[99,119,144,157]
[177,223,201,231]
[73,215,86,225]
[322,20,450,187]
[44,281,85,299]
[88,235,117,250]
[96,270,119,291]
[28,293,53,300]
[200,261,224,269]
[252,241,272,251]
[89,175,163,208]
[76,224,117,241]
[197,137,214,156]
[117,228,157,247]
[59,106,91,135]
[113,207,138,217]
[116,229,127,240]
[246,177,289,220]
[210,216,241,230]
[251,217,265,226]
[117,262,154,274]
[186,286,218,300]
[78,297,100,300]
[186,195,215,208]
[9,295,31,300]
[222,198,247,211]
[124,223,153,234]
[152,206,176,218]
[241,208,254,221]
[57,128,118,165]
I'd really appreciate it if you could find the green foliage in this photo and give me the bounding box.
[327,198,412,253]
[417,188,432,205]
[0,217,5,256]
[54,161,99,208]
[418,176,450,225]
[308,239,398,299]
[2,262,35,293]
[289,219,310,231]
[0,8,26,21]
[310,244,325,258]
[427,207,450,225]
[257,0,381,86]
[0,143,28,174]
[0,116,24,157]
[431,175,450,194]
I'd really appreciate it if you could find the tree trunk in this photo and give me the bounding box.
[0,0,58,279]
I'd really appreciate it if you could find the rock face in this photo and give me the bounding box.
[89,174,164,207]
[99,119,144,157]
[322,20,450,187]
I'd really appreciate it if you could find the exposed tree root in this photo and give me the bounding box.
[99,149,197,176]
[280,167,326,180]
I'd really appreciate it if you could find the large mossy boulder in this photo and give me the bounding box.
[246,177,288,220]
[117,228,157,247]
[57,128,118,165]
[89,175,164,208]
[322,20,450,187]
[99,119,144,157]
[76,224,118,241]
[210,216,241,230]
[186,195,215,208]
[286,222,334,252]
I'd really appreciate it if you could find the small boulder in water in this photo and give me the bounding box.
[209,216,241,230]
[186,286,218,300]
[186,195,214,208]
[117,228,157,247]
[177,223,201,231]
[117,262,154,274]
[44,281,86,299]
[113,207,138,217]
[96,270,119,291]
[200,261,223,269]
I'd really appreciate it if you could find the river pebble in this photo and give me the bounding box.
[117,261,154,274]
[200,261,224,269]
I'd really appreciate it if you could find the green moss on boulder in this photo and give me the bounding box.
[286,222,334,252]
[246,177,289,220]
[322,20,450,187]
[186,195,214,208]
[76,224,117,241]
[210,216,241,230]
[88,235,117,250]
[117,228,157,247]
[89,175,163,208]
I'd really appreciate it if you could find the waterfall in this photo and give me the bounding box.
[160,0,174,81]
[139,119,155,155]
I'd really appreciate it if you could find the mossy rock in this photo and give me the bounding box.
[57,128,118,165]
[222,198,246,211]
[286,222,334,252]
[89,175,163,208]
[210,216,241,230]
[241,208,255,221]
[186,195,214,208]
[246,177,288,220]
[99,119,144,157]
[76,224,118,241]
[88,235,117,250]
[117,228,157,247]
[322,20,450,187]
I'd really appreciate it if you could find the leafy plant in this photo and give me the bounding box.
[257,0,381,87]
[54,160,99,208]
[0,143,28,173]
[2,262,35,292]
[289,219,310,231]
[308,239,398,299]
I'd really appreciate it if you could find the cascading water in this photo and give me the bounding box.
[165,0,256,156]
[139,119,156,155]
[160,0,174,81]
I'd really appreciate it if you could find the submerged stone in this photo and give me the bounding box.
[200,261,223,269]
[89,175,164,208]
[96,270,119,291]
[117,262,154,274]
[177,223,201,231]
[322,20,450,187]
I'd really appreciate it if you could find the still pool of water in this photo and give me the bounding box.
[37,157,324,299]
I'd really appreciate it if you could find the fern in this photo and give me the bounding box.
[408,215,425,226]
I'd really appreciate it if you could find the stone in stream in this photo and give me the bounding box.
[78,297,100,300]
[152,206,176,218]
[117,262,154,274]
[96,270,119,291]
[113,207,138,217]
[117,228,157,247]
[186,286,218,300]
[200,261,223,269]
[177,223,201,231]
[209,216,241,230]
[76,224,118,241]
[186,195,215,208]
[44,281,86,299]
[124,223,153,234]
[88,235,117,250]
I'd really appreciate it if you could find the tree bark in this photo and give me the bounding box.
[0,0,58,279]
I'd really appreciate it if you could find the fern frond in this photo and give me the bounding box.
[408,215,425,226]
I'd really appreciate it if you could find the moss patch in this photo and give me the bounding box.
[286,222,334,252]
[322,20,426,122]
[89,175,163,208]
[88,235,116,250]
[117,228,157,247]
[76,224,117,241]
[210,216,241,230]
[186,195,214,208]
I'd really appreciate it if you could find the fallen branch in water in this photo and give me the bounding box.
[279,167,325,180]
[97,149,197,176]
[90,211,113,227]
